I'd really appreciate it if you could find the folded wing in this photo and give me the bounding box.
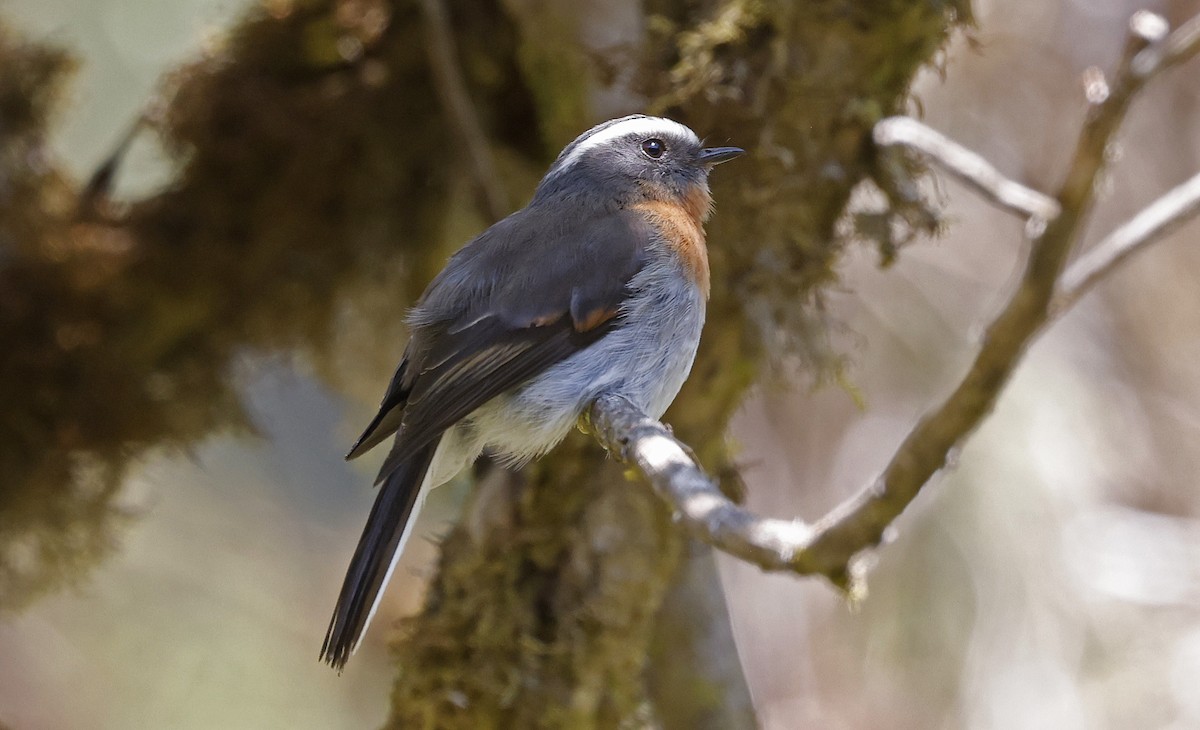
[345,206,654,481]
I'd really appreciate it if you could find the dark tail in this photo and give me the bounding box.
[321,438,440,671]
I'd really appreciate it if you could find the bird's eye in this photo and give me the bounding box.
[641,138,665,159]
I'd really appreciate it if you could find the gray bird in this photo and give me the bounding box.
[322,115,743,670]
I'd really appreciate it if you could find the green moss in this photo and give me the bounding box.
[388,435,683,729]
[0,0,541,610]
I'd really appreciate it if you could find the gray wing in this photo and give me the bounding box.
[345,206,653,483]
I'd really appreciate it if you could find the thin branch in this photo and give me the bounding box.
[418,0,508,221]
[585,11,1200,594]
[780,10,1181,583]
[873,116,1061,222]
[1053,170,1200,314]
[76,115,150,220]
[1045,11,1200,315]
[1162,12,1200,68]
[1131,11,1200,77]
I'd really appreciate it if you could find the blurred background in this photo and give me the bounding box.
[2,0,1200,728]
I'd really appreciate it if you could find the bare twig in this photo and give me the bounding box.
[1162,12,1200,67]
[781,11,1183,584]
[76,116,149,219]
[874,116,1061,221]
[586,11,1200,594]
[1053,170,1200,314]
[418,0,508,221]
[1046,11,1200,314]
[1131,11,1200,77]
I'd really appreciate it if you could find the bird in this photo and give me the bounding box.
[321,114,743,670]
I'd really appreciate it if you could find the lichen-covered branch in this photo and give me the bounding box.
[587,11,1200,595]
[585,393,818,573]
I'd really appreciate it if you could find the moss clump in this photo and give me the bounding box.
[0,0,543,610]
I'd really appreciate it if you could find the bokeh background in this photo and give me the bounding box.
[2,0,1200,728]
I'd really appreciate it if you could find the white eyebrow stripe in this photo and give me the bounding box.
[553,116,700,174]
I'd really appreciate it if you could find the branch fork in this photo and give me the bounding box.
[585,10,1200,592]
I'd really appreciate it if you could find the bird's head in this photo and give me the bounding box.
[532,115,743,221]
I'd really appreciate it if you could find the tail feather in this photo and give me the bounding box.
[321,438,440,671]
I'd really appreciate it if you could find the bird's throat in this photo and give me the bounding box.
[631,197,711,298]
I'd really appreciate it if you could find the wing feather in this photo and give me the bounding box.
[345,207,655,482]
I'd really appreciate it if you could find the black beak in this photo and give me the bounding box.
[699,146,744,165]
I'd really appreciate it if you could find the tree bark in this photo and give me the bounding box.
[387,0,967,726]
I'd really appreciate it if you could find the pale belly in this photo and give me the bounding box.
[471,268,705,465]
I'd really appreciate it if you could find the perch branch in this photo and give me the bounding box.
[873,116,1061,221]
[586,393,819,572]
[587,11,1200,593]
[418,0,508,220]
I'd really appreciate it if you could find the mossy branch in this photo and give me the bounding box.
[587,10,1200,596]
